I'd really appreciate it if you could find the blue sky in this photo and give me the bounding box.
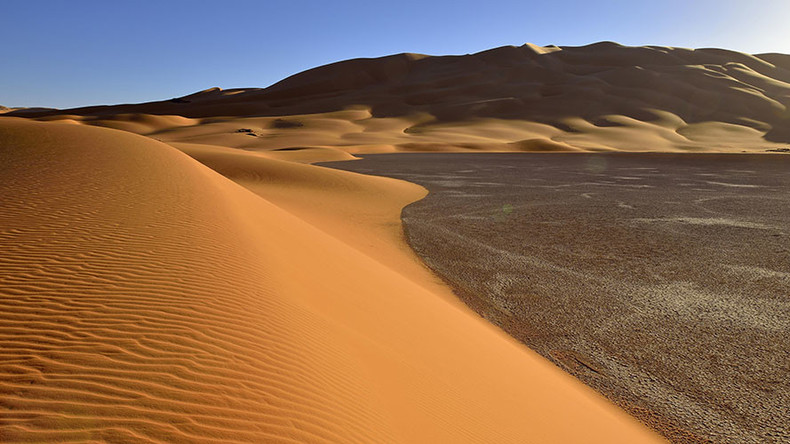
[2,0,789,108]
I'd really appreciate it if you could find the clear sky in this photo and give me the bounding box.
[2,0,789,109]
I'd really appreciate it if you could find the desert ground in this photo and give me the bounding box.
[324,153,790,443]
[2,42,789,443]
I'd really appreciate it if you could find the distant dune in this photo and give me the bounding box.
[7,42,790,155]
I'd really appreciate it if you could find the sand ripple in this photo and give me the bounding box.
[0,120,391,443]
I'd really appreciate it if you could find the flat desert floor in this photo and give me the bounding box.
[324,153,790,444]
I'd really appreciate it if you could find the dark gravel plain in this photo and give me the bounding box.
[322,153,790,444]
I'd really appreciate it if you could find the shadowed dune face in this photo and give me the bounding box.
[7,42,790,154]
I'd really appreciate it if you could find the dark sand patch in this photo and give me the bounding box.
[323,153,790,444]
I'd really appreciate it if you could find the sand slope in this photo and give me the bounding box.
[168,141,451,298]
[0,119,663,442]
[7,42,790,154]
[0,119,394,443]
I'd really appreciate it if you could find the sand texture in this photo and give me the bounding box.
[0,118,663,442]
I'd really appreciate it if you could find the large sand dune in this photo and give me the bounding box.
[7,42,790,155]
[0,118,662,441]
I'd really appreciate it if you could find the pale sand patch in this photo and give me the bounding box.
[634,216,773,230]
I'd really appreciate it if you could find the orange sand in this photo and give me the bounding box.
[0,116,664,442]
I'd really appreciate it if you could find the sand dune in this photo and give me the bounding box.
[5,42,785,442]
[0,118,662,442]
[7,42,790,154]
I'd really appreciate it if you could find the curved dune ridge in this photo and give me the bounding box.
[0,119,663,442]
[6,42,790,155]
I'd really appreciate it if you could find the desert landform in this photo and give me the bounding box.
[2,42,789,443]
[326,152,790,443]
